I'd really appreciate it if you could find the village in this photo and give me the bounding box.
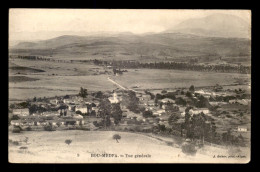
[8,80,251,147]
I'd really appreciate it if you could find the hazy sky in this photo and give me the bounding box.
[9,9,251,41]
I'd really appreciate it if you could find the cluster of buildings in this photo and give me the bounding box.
[9,85,250,134]
[10,95,101,129]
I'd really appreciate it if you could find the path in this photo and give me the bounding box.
[107,77,137,93]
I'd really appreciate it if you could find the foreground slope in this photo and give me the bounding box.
[9,130,249,163]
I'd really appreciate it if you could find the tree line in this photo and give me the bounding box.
[93,59,250,74]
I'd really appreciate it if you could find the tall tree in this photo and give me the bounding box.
[111,103,123,125]
[79,87,88,98]
[99,98,112,128]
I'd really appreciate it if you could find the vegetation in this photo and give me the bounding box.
[12,126,22,133]
[99,98,112,128]
[111,103,123,125]
[142,110,153,118]
[189,85,195,93]
[93,59,250,74]
[44,124,56,131]
[9,139,20,146]
[29,104,47,115]
[11,115,20,121]
[79,87,88,98]
[122,91,140,113]
[181,142,197,156]
[113,134,121,143]
[65,139,72,145]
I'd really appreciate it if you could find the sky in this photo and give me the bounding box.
[9,9,251,41]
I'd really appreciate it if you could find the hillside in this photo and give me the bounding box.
[10,32,251,62]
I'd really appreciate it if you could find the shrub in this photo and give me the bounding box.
[25,126,32,131]
[65,139,72,145]
[9,139,19,146]
[161,90,167,94]
[181,143,197,156]
[143,110,153,118]
[11,115,20,120]
[12,126,22,133]
[44,125,55,131]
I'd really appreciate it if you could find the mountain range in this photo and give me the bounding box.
[10,13,251,61]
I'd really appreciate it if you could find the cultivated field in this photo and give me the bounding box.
[110,69,250,90]
[8,130,249,163]
[8,58,250,102]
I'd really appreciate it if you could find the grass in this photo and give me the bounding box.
[9,76,39,83]
[8,130,250,163]
[110,68,250,90]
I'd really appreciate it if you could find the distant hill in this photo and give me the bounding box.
[165,13,250,39]
[10,29,250,62]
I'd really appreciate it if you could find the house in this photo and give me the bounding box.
[75,105,88,114]
[11,120,22,126]
[160,98,175,104]
[195,90,213,96]
[46,120,57,126]
[12,108,29,116]
[72,114,84,119]
[92,107,99,113]
[189,108,209,115]
[237,126,248,132]
[25,120,35,126]
[63,99,71,104]
[42,111,60,116]
[153,109,166,116]
[160,98,175,109]
[237,99,251,106]
[68,104,76,111]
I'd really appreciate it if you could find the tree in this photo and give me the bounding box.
[111,103,123,125]
[95,91,103,99]
[168,113,180,126]
[186,91,192,98]
[190,112,207,144]
[79,87,88,98]
[122,91,140,113]
[161,90,167,94]
[196,95,211,108]
[11,115,20,120]
[189,85,195,93]
[65,139,72,145]
[175,97,187,106]
[10,104,15,109]
[165,103,179,113]
[99,98,112,128]
[143,110,153,118]
[18,102,29,108]
[113,134,121,143]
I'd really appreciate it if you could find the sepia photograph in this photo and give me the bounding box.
[8,9,251,163]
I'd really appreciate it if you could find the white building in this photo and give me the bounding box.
[189,108,209,115]
[75,105,88,114]
[108,92,119,104]
[11,120,22,126]
[12,108,29,116]
[237,126,247,132]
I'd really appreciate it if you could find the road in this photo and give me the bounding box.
[107,77,137,92]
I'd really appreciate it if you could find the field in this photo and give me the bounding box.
[8,58,250,102]
[110,69,250,90]
[8,130,250,163]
